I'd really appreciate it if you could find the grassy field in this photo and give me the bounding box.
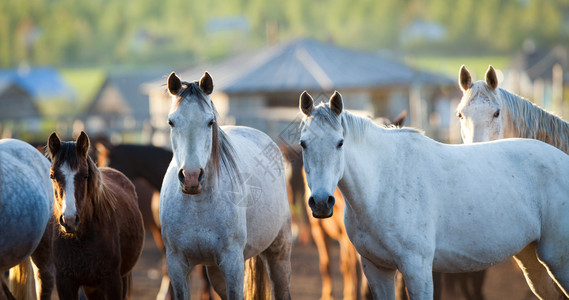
[60,68,106,112]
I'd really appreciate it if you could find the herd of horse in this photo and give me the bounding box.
[1,64,569,300]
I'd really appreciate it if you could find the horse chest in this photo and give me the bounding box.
[162,202,246,262]
[344,209,401,268]
[53,236,120,282]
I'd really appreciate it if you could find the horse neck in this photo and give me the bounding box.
[500,89,569,154]
[337,126,398,214]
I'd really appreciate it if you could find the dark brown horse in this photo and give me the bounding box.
[47,131,144,299]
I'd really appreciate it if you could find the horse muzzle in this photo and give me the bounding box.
[178,168,204,195]
[59,214,80,233]
[308,192,335,219]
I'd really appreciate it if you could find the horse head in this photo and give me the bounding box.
[47,131,97,234]
[456,65,504,144]
[166,71,217,195]
[299,91,345,218]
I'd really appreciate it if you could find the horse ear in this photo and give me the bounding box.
[485,65,498,90]
[167,72,182,96]
[199,71,214,95]
[76,131,90,158]
[392,110,407,127]
[299,91,314,116]
[459,65,472,92]
[329,91,343,116]
[48,132,61,158]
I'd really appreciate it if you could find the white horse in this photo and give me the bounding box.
[458,65,569,299]
[160,72,292,299]
[298,91,569,300]
[0,139,54,300]
[456,64,569,151]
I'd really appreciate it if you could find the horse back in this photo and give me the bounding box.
[99,167,145,275]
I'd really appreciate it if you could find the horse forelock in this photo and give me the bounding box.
[457,81,498,113]
[498,88,569,154]
[172,81,211,110]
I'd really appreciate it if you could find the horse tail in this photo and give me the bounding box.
[8,257,37,300]
[244,255,270,300]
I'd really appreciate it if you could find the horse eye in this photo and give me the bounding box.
[493,110,500,118]
[457,112,463,119]
[300,140,307,149]
[337,140,344,149]
[83,175,89,180]
[168,119,174,127]
[49,173,55,180]
[208,119,215,127]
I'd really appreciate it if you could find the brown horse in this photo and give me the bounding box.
[47,131,144,299]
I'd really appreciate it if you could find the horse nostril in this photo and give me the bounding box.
[75,215,80,226]
[327,196,335,209]
[308,196,315,209]
[198,168,204,183]
[59,215,64,225]
[178,169,185,183]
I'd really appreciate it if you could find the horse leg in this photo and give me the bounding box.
[121,273,134,300]
[205,265,227,299]
[261,225,292,300]
[55,275,80,300]
[217,250,245,300]
[432,272,442,300]
[360,256,397,299]
[395,272,408,300]
[1,276,16,300]
[398,257,434,300]
[514,243,566,299]
[156,249,172,300]
[461,271,485,300]
[31,217,55,300]
[83,286,106,299]
[97,272,123,300]
[310,222,333,300]
[535,242,569,298]
[339,239,358,300]
[199,266,214,300]
[165,251,192,300]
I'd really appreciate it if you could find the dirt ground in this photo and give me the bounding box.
[130,233,537,300]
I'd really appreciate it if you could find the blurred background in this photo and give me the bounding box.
[1,0,568,145]
[1,0,568,299]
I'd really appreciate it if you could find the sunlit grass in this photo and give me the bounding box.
[61,68,106,112]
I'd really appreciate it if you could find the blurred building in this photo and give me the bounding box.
[0,66,74,138]
[507,45,568,117]
[142,38,455,147]
[84,70,168,142]
[0,66,75,100]
[0,81,40,137]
